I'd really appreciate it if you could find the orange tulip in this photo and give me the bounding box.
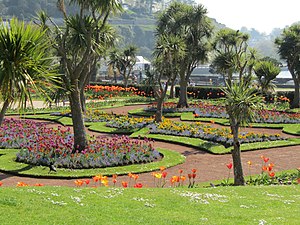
[269,172,275,177]
[16,182,28,187]
[34,183,44,186]
[75,180,84,187]
[122,181,128,188]
[160,166,166,171]
[247,161,252,166]
[180,176,186,181]
[262,166,268,171]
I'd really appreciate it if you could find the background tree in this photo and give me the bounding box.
[0,18,58,125]
[254,60,281,96]
[109,45,137,87]
[153,34,186,122]
[45,0,122,152]
[211,28,254,85]
[223,80,262,185]
[157,2,213,108]
[275,24,300,108]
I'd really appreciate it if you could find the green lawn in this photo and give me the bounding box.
[0,185,299,224]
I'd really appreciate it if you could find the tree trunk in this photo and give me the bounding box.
[69,84,87,152]
[177,79,189,108]
[169,77,176,99]
[292,78,300,108]
[0,99,10,126]
[231,123,245,186]
[80,88,86,113]
[155,97,164,123]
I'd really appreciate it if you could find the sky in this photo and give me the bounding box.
[196,0,300,34]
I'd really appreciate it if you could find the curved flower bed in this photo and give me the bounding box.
[145,101,300,124]
[148,119,285,147]
[1,119,160,169]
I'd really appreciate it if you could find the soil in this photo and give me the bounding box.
[1,104,299,188]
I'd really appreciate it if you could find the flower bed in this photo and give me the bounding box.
[0,118,160,169]
[145,101,300,124]
[148,119,285,147]
[85,85,148,100]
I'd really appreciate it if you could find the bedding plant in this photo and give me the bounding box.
[0,118,160,169]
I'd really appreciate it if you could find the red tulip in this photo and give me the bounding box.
[226,163,233,169]
[191,169,197,174]
[162,171,167,178]
[263,157,269,163]
[134,183,143,188]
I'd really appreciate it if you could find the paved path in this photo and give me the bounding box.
[1,104,299,187]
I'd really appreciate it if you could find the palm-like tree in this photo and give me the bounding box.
[254,61,281,95]
[0,18,58,125]
[153,34,186,122]
[212,28,252,85]
[157,2,213,108]
[223,80,262,185]
[275,24,300,108]
[49,0,122,152]
[109,45,137,87]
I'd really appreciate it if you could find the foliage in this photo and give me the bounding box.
[254,60,281,95]
[275,23,300,108]
[0,18,59,124]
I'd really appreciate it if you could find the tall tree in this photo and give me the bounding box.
[223,80,262,185]
[211,28,254,85]
[157,2,213,108]
[109,45,137,87]
[275,24,300,108]
[42,0,122,152]
[0,18,58,125]
[153,34,185,122]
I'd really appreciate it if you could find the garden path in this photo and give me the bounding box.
[1,104,300,188]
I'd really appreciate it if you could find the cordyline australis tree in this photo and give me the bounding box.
[212,29,262,185]
[275,24,300,108]
[157,2,213,108]
[223,80,262,186]
[108,45,137,88]
[152,34,186,122]
[211,28,256,86]
[0,18,59,126]
[45,0,122,152]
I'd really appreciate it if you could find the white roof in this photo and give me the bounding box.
[136,56,150,64]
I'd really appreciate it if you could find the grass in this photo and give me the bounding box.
[131,128,300,154]
[88,122,137,134]
[0,185,299,224]
[0,148,185,178]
